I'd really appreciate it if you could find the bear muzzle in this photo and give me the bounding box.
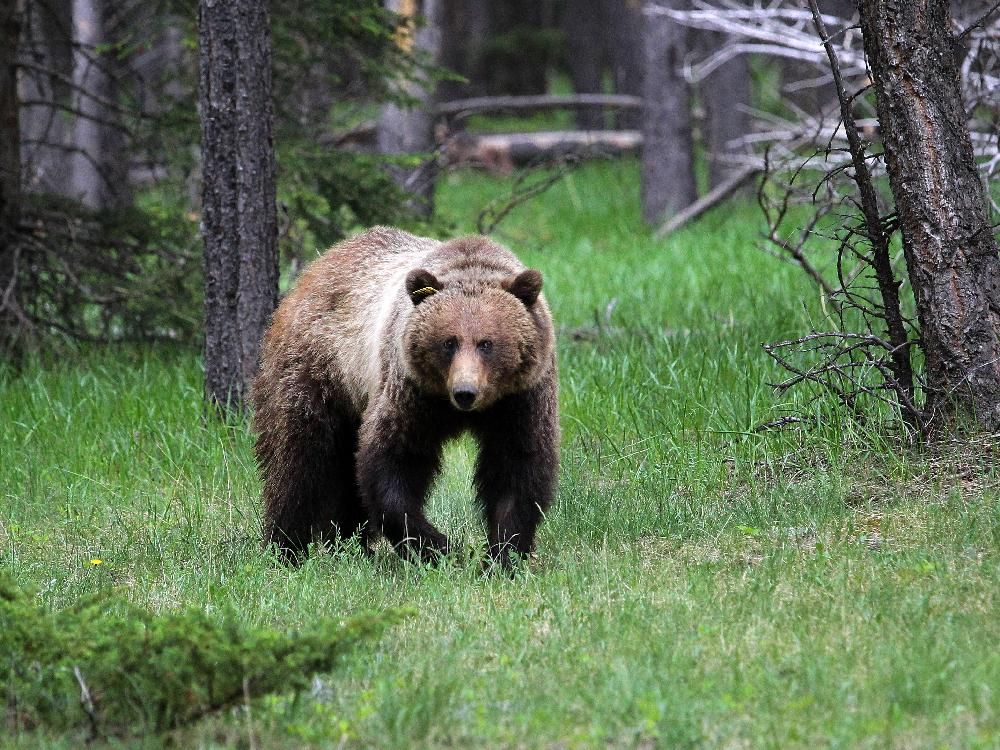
[451,384,479,411]
[448,354,487,411]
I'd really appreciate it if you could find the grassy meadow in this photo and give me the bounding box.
[2,160,998,748]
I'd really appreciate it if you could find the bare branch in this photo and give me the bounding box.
[19,98,133,133]
[656,164,760,238]
[15,60,144,119]
[476,157,581,235]
[958,0,1000,39]
[807,0,915,413]
[436,94,641,121]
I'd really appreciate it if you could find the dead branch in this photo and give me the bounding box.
[476,156,581,235]
[663,1,997,182]
[655,164,760,238]
[19,98,133,133]
[958,0,1000,38]
[808,0,915,417]
[763,331,924,428]
[15,60,144,119]
[73,666,101,741]
[20,138,120,191]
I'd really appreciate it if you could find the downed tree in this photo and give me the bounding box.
[435,93,642,122]
[441,129,641,171]
[857,0,1000,430]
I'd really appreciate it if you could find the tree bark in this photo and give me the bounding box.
[859,0,1000,429]
[377,0,442,219]
[1,2,23,363]
[640,0,697,225]
[199,0,278,413]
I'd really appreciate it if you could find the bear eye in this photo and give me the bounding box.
[477,340,493,354]
[442,337,458,355]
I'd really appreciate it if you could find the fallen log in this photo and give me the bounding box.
[435,94,642,121]
[442,130,642,171]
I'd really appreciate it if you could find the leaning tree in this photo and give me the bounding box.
[664,0,1000,435]
[855,0,1000,431]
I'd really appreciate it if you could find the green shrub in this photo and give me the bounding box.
[1,574,405,739]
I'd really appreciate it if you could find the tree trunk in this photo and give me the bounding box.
[1,2,23,363]
[700,32,751,189]
[640,0,697,224]
[562,0,606,130]
[377,0,441,219]
[438,0,490,100]
[93,0,133,209]
[609,0,644,131]
[562,0,644,131]
[199,0,278,413]
[480,0,550,96]
[70,0,116,208]
[859,0,1000,430]
[19,0,75,196]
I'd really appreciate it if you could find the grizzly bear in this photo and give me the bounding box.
[251,227,559,569]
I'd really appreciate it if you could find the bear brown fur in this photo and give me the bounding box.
[251,227,559,568]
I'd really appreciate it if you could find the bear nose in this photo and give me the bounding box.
[452,386,478,410]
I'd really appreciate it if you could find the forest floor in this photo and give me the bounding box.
[2,161,998,748]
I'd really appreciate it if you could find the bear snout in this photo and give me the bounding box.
[451,385,478,410]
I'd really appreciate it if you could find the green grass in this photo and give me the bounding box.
[2,160,998,748]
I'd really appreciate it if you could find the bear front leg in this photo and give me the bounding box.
[356,405,449,563]
[474,377,559,570]
[359,463,449,563]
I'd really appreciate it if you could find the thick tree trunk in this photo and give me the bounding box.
[1,2,23,363]
[199,0,278,413]
[377,0,441,219]
[93,0,133,208]
[70,0,118,208]
[859,0,1000,429]
[640,0,697,224]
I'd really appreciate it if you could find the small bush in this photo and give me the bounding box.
[1,574,405,739]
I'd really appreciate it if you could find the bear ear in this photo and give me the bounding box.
[406,268,442,305]
[503,269,543,306]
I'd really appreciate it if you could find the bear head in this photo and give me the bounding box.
[402,266,550,412]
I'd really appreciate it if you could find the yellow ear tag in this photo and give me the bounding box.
[411,286,437,299]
